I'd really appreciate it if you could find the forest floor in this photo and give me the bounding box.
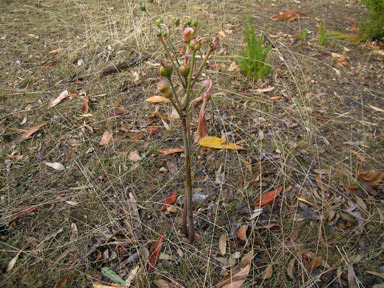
[0,0,383,287]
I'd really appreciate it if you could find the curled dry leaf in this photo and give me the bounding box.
[253,186,282,207]
[49,90,68,108]
[145,96,171,103]
[21,122,48,140]
[236,225,248,241]
[128,151,142,162]
[162,191,177,210]
[198,136,246,150]
[240,250,254,267]
[125,265,139,287]
[44,162,65,171]
[147,233,164,272]
[70,223,78,242]
[99,130,113,146]
[158,147,184,155]
[219,234,227,256]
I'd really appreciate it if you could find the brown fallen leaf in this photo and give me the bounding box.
[128,151,142,162]
[158,147,184,155]
[48,48,63,54]
[219,234,227,256]
[99,130,113,146]
[236,225,248,241]
[7,250,22,272]
[21,122,48,140]
[287,258,295,279]
[301,249,322,273]
[358,170,384,187]
[93,283,123,288]
[240,250,253,267]
[217,264,250,288]
[154,279,170,288]
[228,61,240,72]
[44,162,65,171]
[271,9,308,21]
[263,263,273,280]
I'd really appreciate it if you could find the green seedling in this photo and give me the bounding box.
[318,22,327,46]
[296,29,308,41]
[238,17,272,81]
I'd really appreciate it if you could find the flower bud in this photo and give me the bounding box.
[157,79,172,98]
[203,79,211,88]
[179,64,190,77]
[160,62,173,77]
[185,19,192,26]
[139,5,146,11]
[191,20,198,27]
[182,27,195,43]
[190,39,201,51]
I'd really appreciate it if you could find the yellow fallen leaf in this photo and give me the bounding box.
[145,96,171,103]
[198,136,246,150]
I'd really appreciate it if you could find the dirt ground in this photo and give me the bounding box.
[1,0,383,287]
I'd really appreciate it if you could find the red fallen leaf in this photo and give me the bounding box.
[236,225,248,241]
[158,147,184,155]
[162,191,177,210]
[9,206,37,225]
[254,223,279,229]
[148,126,159,135]
[21,122,48,140]
[272,9,308,21]
[110,110,125,116]
[253,186,283,207]
[351,24,360,33]
[147,233,164,272]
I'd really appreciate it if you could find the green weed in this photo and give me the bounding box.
[359,0,384,41]
[296,29,308,41]
[318,22,327,46]
[238,18,272,81]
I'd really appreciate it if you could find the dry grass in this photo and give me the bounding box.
[1,0,383,287]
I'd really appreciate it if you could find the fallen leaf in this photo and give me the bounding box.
[166,161,178,175]
[48,48,63,54]
[198,136,246,150]
[9,206,37,225]
[219,234,227,256]
[44,162,65,171]
[70,223,78,242]
[158,147,184,155]
[21,122,48,140]
[253,86,275,94]
[240,250,253,267]
[253,186,282,206]
[271,9,308,21]
[300,249,322,273]
[145,96,171,103]
[287,258,295,279]
[148,126,159,135]
[263,263,273,280]
[228,61,240,72]
[368,104,384,112]
[93,283,123,288]
[236,225,248,241]
[154,279,170,288]
[147,233,164,272]
[7,250,22,272]
[128,151,142,162]
[99,130,113,146]
[20,114,27,125]
[358,171,383,187]
[125,266,139,287]
[162,191,177,210]
[253,223,279,229]
[49,90,68,108]
[101,267,126,286]
[217,264,250,288]
[83,96,89,114]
